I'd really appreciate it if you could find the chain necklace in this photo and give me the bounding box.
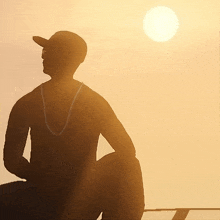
[41,82,83,136]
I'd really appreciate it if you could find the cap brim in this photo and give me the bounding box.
[33,36,48,47]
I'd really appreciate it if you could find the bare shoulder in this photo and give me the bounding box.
[11,85,41,113]
[81,84,117,126]
[81,84,113,111]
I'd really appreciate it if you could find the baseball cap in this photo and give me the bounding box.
[33,31,87,62]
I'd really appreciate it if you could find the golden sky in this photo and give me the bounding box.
[0,0,219,209]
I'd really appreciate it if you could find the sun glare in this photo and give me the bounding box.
[143,6,179,42]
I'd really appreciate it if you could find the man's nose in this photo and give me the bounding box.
[42,49,46,59]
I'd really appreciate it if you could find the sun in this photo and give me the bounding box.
[143,6,179,42]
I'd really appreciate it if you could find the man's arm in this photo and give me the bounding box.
[3,100,32,180]
[97,95,136,158]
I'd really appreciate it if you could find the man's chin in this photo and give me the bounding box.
[43,68,52,75]
[43,68,59,78]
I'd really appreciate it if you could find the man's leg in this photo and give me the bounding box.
[0,181,43,220]
[54,153,144,220]
[0,181,58,220]
[95,153,145,220]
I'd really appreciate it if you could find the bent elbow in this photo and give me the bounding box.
[3,156,18,174]
[4,158,12,172]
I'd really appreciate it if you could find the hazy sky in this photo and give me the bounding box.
[0,0,219,210]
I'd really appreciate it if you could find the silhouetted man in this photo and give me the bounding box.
[1,31,144,220]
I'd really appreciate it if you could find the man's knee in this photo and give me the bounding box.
[96,152,145,210]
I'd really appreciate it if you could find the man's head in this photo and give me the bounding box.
[33,31,87,77]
